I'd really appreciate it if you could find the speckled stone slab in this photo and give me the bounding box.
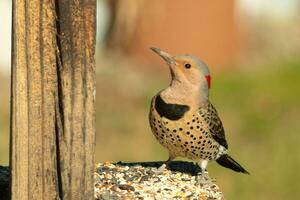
[94,161,224,200]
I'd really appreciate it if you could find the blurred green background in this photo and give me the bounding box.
[1,0,300,199]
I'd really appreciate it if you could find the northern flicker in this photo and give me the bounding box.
[149,47,249,174]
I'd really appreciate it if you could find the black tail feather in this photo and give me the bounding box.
[216,154,250,174]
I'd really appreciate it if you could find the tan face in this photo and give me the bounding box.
[151,47,211,89]
[173,57,204,86]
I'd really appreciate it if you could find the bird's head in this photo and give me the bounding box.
[151,47,211,93]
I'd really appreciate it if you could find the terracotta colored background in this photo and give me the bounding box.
[125,0,238,68]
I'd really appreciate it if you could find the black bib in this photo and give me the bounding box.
[155,95,190,120]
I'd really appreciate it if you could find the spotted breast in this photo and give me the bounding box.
[149,95,222,162]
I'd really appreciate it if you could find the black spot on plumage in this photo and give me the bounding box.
[173,129,177,133]
[155,95,190,120]
[190,126,194,130]
[179,128,183,131]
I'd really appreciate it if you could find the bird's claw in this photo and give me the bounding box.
[152,163,168,174]
[196,170,211,184]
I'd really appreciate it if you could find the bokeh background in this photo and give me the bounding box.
[1,0,300,199]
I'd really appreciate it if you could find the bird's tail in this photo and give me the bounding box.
[216,154,250,174]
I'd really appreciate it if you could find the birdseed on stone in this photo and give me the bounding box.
[94,161,224,200]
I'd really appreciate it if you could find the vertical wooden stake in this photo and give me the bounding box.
[10,0,96,199]
[55,0,96,199]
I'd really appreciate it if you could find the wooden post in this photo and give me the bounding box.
[10,0,96,199]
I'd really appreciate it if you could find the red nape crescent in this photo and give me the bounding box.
[205,75,211,89]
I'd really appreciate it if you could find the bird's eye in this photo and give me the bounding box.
[185,63,191,69]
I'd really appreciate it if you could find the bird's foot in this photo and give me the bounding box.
[153,163,168,174]
[158,163,168,171]
[196,170,211,184]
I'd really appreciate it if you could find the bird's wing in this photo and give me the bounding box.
[199,101,228,149]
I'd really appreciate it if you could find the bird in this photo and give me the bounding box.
[149,47,249,175]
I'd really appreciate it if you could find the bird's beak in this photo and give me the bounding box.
[150,47,177,66]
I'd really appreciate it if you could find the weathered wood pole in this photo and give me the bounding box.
[10,0,96,199]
